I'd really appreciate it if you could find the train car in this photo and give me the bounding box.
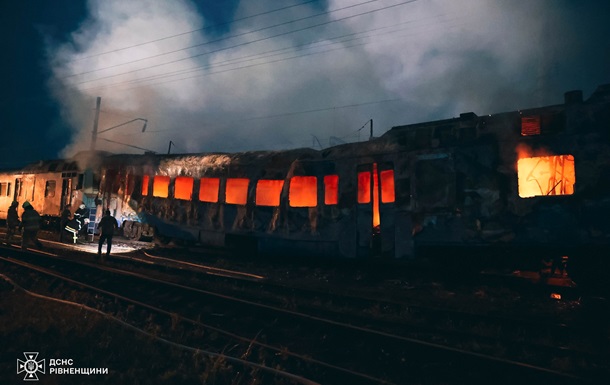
[0,159,76,225]
[2,85,609,276]
[0,153,103,229]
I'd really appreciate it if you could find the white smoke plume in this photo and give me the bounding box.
[47,0,597,157]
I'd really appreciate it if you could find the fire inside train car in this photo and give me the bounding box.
[1,85,609,280]
[0,156,98,228]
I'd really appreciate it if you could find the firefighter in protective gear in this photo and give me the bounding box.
[20,201,43,250]
[5,201,20,244]
[97,210,118,262]
[59,205,72,242]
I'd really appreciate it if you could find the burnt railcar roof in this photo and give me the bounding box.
[10,158,80,174]
[97,148,323,178]
[387,112,479,134]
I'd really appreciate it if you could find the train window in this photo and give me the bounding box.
[357,171,371,203]
[521,116,541,136]
[324,175,338,205]
[44,180,56,198]
[289,176,317,207]
[0,183,6,196]
[174,176,194,201]
[380,170,395,203]
[225,178,249,205]
[15,179,22,198]
[256,179,284,207]
[6,183,11,197]
[142,175,150,196]
[31,178,36,201]
[518,154,575,198]
[199,177,220,203]
[153,176,170,198]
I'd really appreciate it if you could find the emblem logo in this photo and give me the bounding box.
[17,352,45,381]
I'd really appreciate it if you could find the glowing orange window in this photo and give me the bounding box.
[518,155,575,198]
[153,176,170,198]
[357,171,371,203]
[225,178,249,205]
[142,175,150,196]
[289,176,317,207]
[256,180,284,207]
[324,175,338,205]
[199,177,220,203]
[380,170,395,203]
[174,176,194,200]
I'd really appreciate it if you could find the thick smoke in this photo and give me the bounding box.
[47,0,602,157]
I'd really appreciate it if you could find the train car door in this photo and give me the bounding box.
[356,163,396,257]
[13,178,22,202]
[61,174,73,209]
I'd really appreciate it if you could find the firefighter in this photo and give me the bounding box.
[97,209,118,261]
[20,201,43,250]
[5,201,20,244]
[59,205,72,242]
[74,203,90,236]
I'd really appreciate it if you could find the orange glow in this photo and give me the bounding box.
[518,155,575,198]
[521,116,541,136]
[142,175,149,196]
[358,171,371,203]
[225,178,249,205]
[153,176,170,198]
[174,176,194,200]
[289,176,317,207]
[380,169,395,203]
[256,179,284,206]
[372,164,380,228]
[199,178,220,203]
[324,175,338,205]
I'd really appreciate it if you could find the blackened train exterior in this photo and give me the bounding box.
[1,85,609,271]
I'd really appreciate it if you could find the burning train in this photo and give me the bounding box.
[1,85,609,273]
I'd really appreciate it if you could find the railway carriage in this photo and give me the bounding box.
[1,85,609,280]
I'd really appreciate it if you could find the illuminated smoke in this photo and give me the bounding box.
[47,0,595,158]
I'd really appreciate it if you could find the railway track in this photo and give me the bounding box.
[1,244,601,384]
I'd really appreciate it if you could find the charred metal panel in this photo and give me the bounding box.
[413,153,454,211]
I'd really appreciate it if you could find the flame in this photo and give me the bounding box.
[174,176,193,200]
[226,178,249,205]
[255,180,284,206]
[517,154,575,198]
[153,176,170,198]
[358,165,396,227]
[199,177,220,203]
[373,164,380,227]
[380,169,395,203]
[289,176,317,207]
[324,175,339,205]
[357,171,371,203]
[142,175,150,196]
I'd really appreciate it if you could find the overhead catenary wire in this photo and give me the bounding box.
[68,0,418,86]
[81,11,465,93]
[64,0,383,79]
[70,0,320,62]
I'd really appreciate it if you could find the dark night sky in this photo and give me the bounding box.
[1,0,609,169]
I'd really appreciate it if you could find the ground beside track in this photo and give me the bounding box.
[1,229,608,383]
